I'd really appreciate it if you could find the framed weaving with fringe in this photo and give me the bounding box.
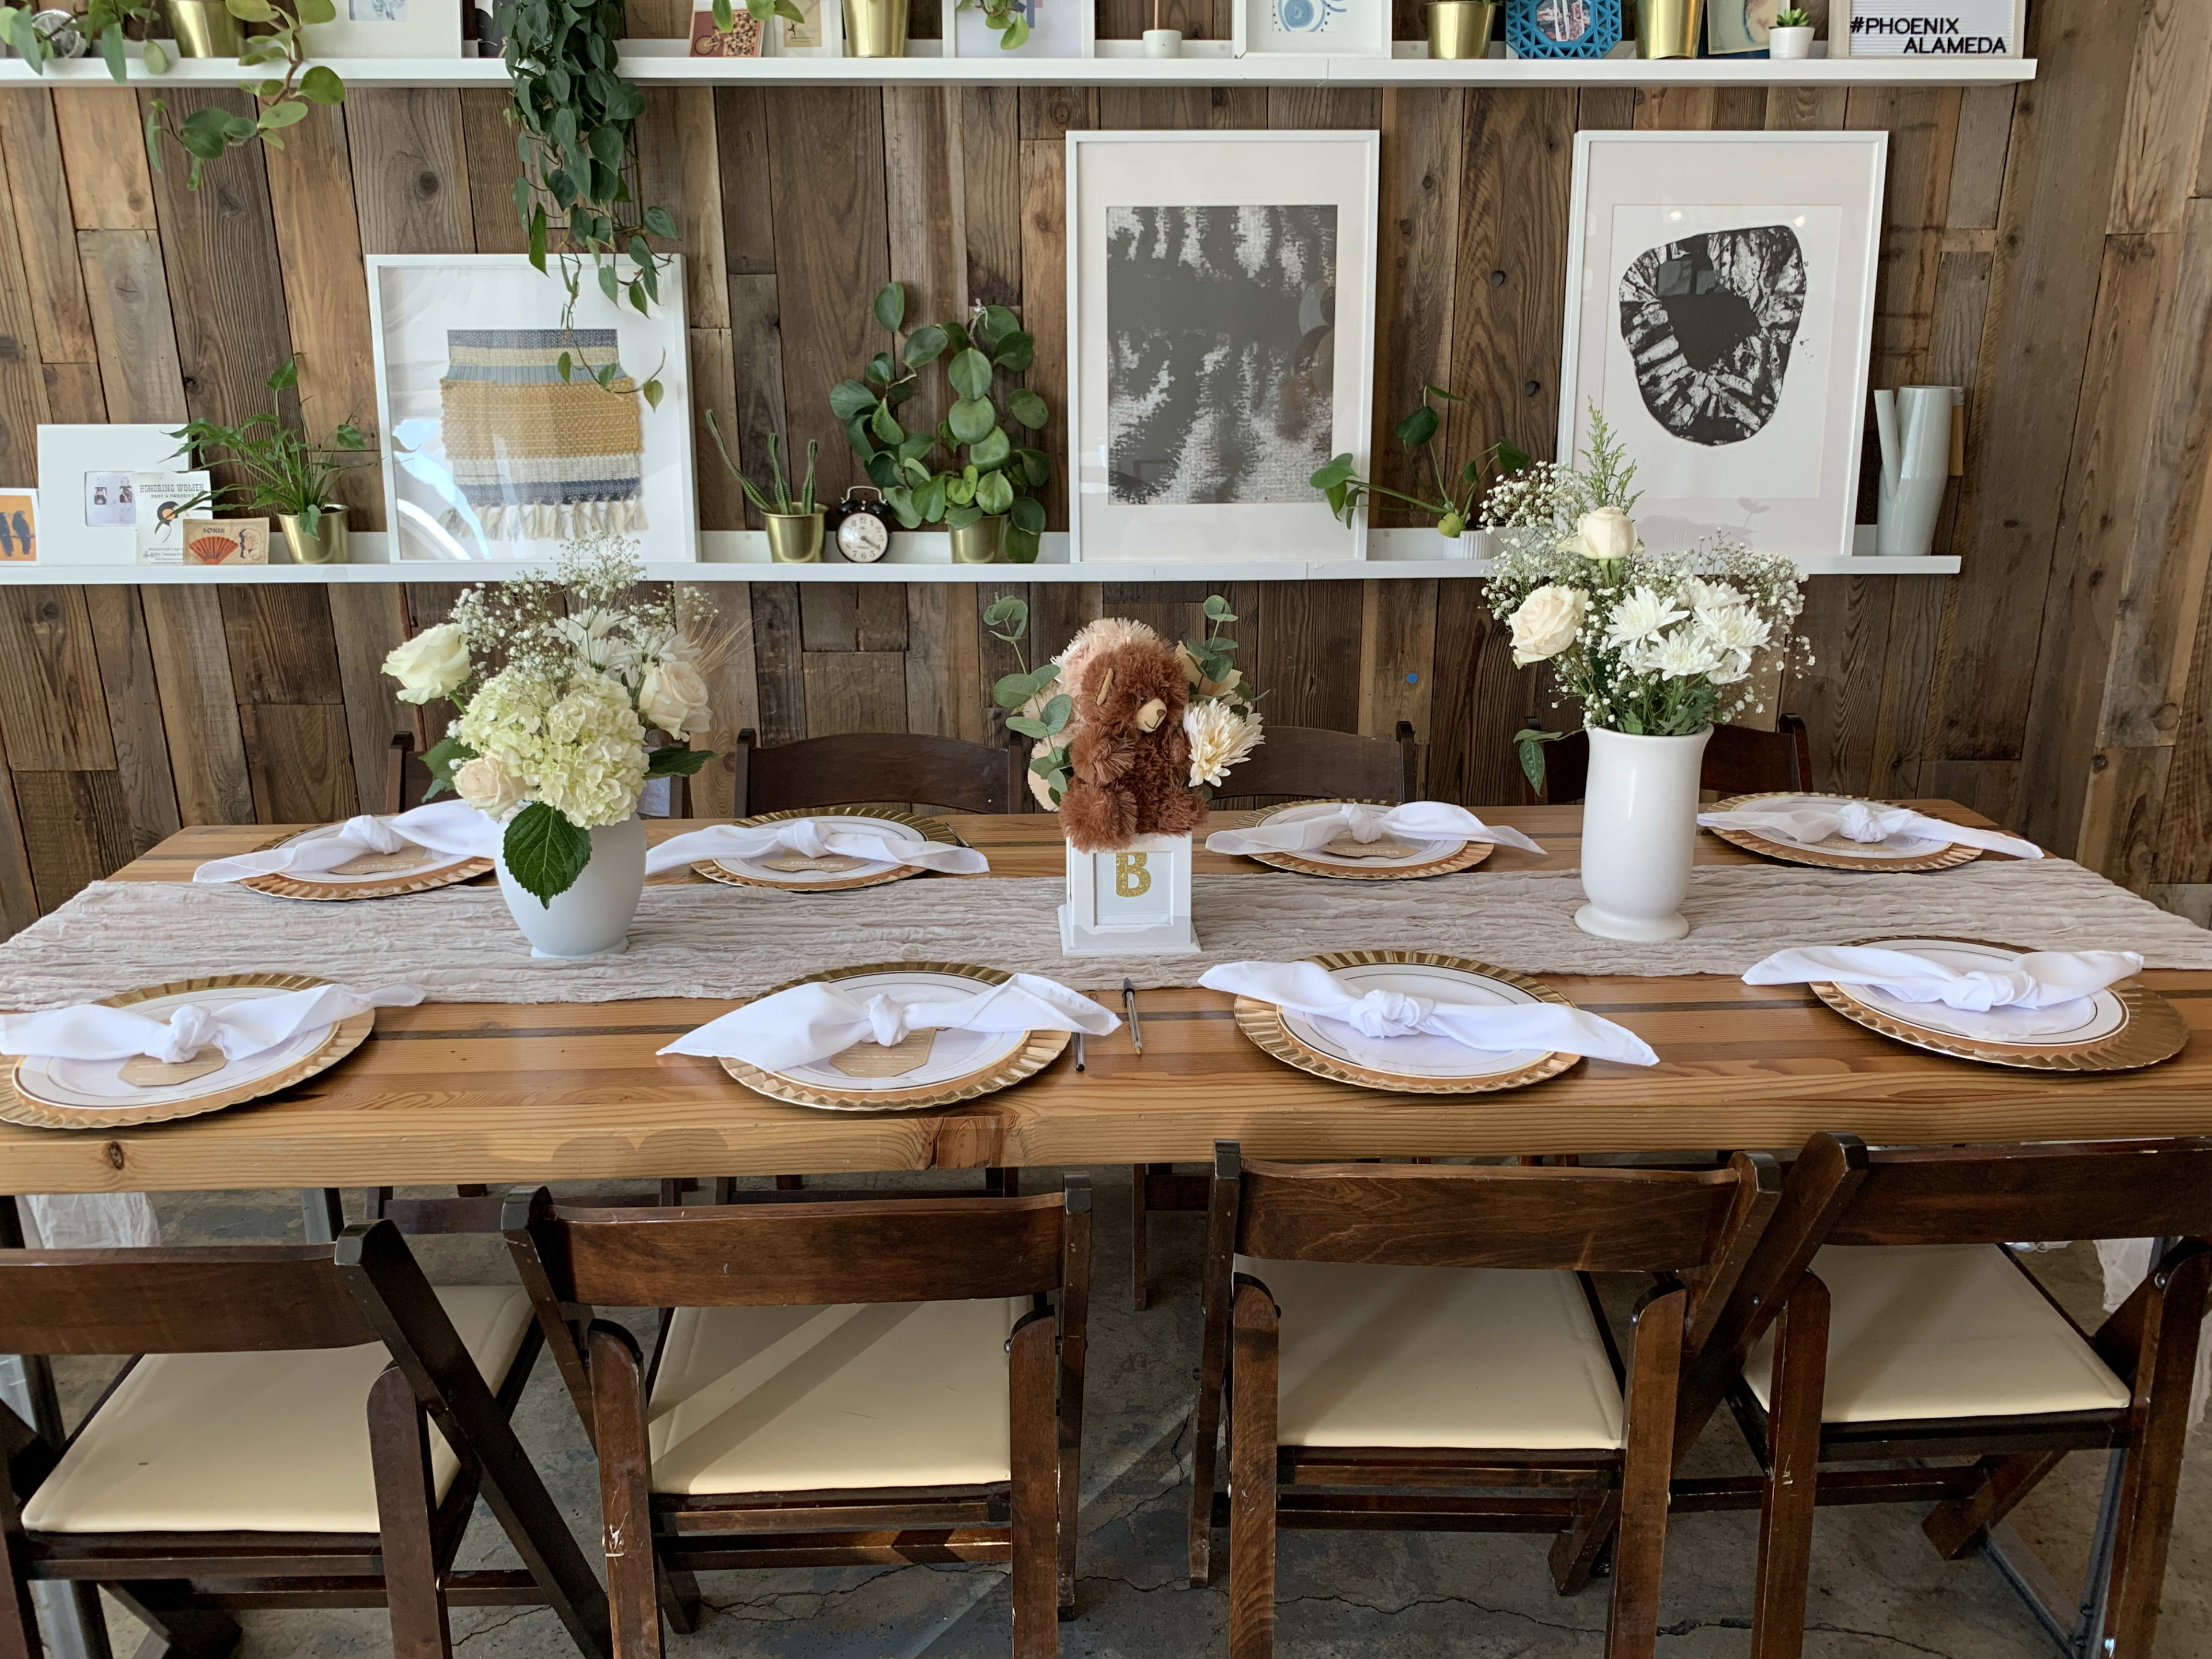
[366,255,697,563]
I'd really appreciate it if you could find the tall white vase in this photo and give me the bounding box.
[1575,726,1711,942]
[496,814,646,959]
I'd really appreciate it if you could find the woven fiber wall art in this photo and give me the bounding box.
[439,329,648,541]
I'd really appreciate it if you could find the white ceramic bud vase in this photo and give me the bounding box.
[496,815,647,959]
[1574,725,1711,942]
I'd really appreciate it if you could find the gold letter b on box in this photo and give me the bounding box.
[1114,851,1152,897]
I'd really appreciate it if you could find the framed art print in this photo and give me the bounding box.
[945,0,1092,56]
[1505,0,1621,56]
[1066,130,1380,564]
[1233,0,1389,55]
[1834,0,2023,57]
[365,255,696,563]
[0,490,35,563]
[1558,131,1887,566]
[1703,0,1774,55]
[33,425,188,566]
[303,0,462,58]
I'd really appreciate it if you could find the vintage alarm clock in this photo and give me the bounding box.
[827,486,895,563]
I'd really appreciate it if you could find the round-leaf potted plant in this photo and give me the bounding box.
[1310,382,1531,546]
[169,355,374,564]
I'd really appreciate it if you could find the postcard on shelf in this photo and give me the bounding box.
[179,517,269,567]
[33,425,181,566]
[302,0,463,58]
[690,0,765,54]
[0,490,34,563]
[133,471,214,566]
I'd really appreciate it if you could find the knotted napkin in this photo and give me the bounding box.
[193,801,502,884]
[660,971,1116,1071]
[1197,960,1657,1070]
[645,819,989,877]
[1744,946,2141,1036]
[0,983,425,1065]
[1698,800,2041,859]
[1205,801,1544,859]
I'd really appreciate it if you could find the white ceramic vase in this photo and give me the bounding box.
[1142,25,1181,54]
[1575,725,1711,942]
[496,814,646,959]
[1768,24,1813,56]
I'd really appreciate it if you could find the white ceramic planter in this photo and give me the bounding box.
[496,814,647,959]
[1142,26,1181,54]
[1575,725,1711,942]
[1767,24,1813,56]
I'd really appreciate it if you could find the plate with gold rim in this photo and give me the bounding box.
[1812,937,2187,1073]
[0,973,376,1131]
[1230,950,1580,1094]
[1706,792,1986,874]
[714,960,1073,1111]
[238,827,491,902]
[1231,801,1496,881]
[691,808,968,893]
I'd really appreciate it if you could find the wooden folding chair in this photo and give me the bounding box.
[1670,1133,2212,1659]
[0,1214,611,1659]
[1187,1143,1779,1658]
[730,727,1028,816]
[502,1178,1092,1658]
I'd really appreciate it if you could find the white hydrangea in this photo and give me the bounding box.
[533,673,648,828]
[454,666,560,782]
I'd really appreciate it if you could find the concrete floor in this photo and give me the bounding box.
[35,1168,2209,1658]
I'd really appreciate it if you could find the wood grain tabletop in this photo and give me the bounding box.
[7,805,2207,1195]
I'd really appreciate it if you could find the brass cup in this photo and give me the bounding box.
[840,0,908,58]
[1635,0,1703,58]
[763,509,825,564]
[1426,0,1495,58]
[277,506,349,566]
[949,515,1006,565]
[165,0,243,56]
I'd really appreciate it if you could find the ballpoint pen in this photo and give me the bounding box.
[1122,977,1143,1055]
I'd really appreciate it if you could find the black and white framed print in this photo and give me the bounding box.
[1066,130,1380,564]
[1558,131,1887,565]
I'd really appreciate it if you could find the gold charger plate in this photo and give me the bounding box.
[1810,937,2188,1074]
[1232,801,1497,881]
[691,808,968,893]
[1705,791,1985,874]
[1231,949,1580,1094]
[0,972,376,1131]
[239,827,492,902]
[716,960,1072,1111]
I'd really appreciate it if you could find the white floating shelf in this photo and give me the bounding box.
[0,39,2036,89]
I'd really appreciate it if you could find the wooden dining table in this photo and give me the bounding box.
[3,802,2210,1199]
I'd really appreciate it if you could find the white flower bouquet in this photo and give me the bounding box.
[381,540,722,903]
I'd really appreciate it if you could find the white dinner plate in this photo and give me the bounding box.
[1839,938,2130,1047]
[15,985,342,1111]
[769,968,1029,1094]
[268,827,482,885]
[1244,802,1464,870]
[1281,961,1551,1081]
[1732,794,1953,859]
[710,816,925,886]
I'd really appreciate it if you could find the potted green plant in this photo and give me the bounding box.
[832,282,1051,564]
[169,356,373,565]
[1310,383,1531,542]
[706,412,822,564]
[1768,6,1814,56]
[957,0,1029,48]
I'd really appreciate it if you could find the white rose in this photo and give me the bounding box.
[638,660,712,741]
[1508,584,1588,668]
[452,755,525,817]
[382,623,470,705]
[1573,505,1637,562]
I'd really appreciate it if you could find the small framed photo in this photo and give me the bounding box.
[1233,0,1389,55]
[1504,0,1621,56]
[134,472,215,566]
[1834,0,2023,57]
[35,425,188,566]
[303,0,463,59]
[180,517,270,567]
[943,0,1093,57]
[0,490,35,563]
[690,0,766,55]
[1703,0,1774,55]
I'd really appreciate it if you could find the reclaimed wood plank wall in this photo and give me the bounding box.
[0,0,2207,936]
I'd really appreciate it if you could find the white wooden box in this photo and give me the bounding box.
[1059,833,1198,956]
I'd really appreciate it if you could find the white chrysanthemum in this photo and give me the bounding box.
[1649,628,1724,680]
[1186,700,1263,787]
[1709,648,1753,686]
[1603,586,1687,648]
[1694,601,1772,656]
[532,673,648,827]
[1681,577,1746,613]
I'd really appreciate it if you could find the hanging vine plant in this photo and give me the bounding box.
[494,0,671,407]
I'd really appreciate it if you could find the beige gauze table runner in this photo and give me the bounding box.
[3,859,2211,1010]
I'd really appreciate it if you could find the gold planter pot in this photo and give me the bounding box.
[949,515,1006,565]
[165,0,242,56]
[277,506,349,565]
[1635,0,1703,58]
[763,509,825,564]
[1426,0,1495,58]
[841,0,908,58]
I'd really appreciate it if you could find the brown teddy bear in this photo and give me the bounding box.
[1058,620,1206,853]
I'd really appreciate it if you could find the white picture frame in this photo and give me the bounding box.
[1833,0,2024,57]
[1232,0,1389,54]
[1557,130,1887,567]
[33,425,188,567]
[772,0,841,55]
[1066,129,1380,565]
[365,253,697,565]
[303,0,462,59]
[942,0,1092,56]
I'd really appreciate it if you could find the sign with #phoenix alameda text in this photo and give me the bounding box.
[1844,0,2016,55]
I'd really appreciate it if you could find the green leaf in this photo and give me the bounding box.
[947,397,995,445]
[863,450,901,491]
[266,356,300,392]
[1007,388,1048,429]
[946,475,975,507]
[1396,404,1439,448]
[1422,382,1463,403]
[641,377,664,411]
[1040,692,1071,733]
[296,0,336,19]
[1203,594,1234,620]
[830,378,878,421]
[226,0,276,16]
[994,671,1038,709]
[1010,493,1045,535]
[947,347,993,402]
[903,324,948,368]
[869,402,904,446]
[1019,448,1050,487]
[900,457,930,487]
[915,473,948,522]
[258,99,309,130]
[420,736,477,796]
[772,0,803,18]
[968,426,1011,469]
[97,23,126,84]
[895,431,935,464]
[947,500,982,527]
[501,802,593,906]
[556,350,573,382]
[983,594,1029,631]
[1494,439,1533,475]
[991,332,1034,373]
[1006,715,1048,740]
[177,104,239,161]
[873,281,906,334]
[299,64,345,104]
[884,486,921,529]
[975,468,1014,514]
[646,744,713,777]
[598,261,620,304]
[866,350,896,387]
[141,37,169,74]
[972,305,1018,350]
[1005,525,1040,564]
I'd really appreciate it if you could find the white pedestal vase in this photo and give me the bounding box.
[496,814,647,959]
[1059,832,1198,956]
[1574,725,1711,943]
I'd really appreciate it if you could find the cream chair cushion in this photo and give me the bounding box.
[1239,1257,1626,1452]
[1743,1245,2132,1425]
[22,1286,534,1535]
[648,1298,1030,1497]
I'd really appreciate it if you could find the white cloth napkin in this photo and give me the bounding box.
[660,971,1116,1071]
[1743,945,2141,1037]
[192,801,503,884]
[1698,800,2041,859]
[645,819,989,878]
[1205,801,1544,859]
[0,983,425,1065]
[1198,960,1657,1070]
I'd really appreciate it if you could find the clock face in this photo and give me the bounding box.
[837,511,890,563]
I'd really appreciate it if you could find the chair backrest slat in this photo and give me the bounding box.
[0,1248,377,1355]
[1521,714,1810,805]
[736,729,1022,816]
[1828,1138,2212,1247]
[1214,723,1418,805]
